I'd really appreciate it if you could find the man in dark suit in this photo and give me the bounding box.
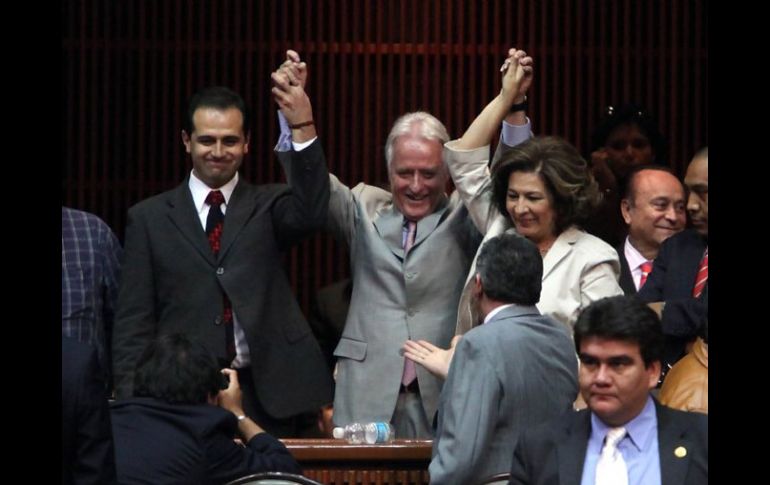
[637,148,708,371]
[112,84,332,437]
[111,334,300,485]
[62,337,117,485]
[509,296,708,485]
[424,234,577,485]
[616,166,686,294]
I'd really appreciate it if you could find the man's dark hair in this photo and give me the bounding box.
[589,103,666,162]
[573,295,664,367]
[492,136,601,234]
[475,233,542,305]
[184,86,250,135]
[621,164,680,201]
[133,333,223,404]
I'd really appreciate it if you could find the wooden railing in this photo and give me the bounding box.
[282,439,432,485]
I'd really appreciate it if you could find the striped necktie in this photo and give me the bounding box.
[692,248,708,298]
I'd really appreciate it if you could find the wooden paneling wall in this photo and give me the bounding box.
[62,0,708,311]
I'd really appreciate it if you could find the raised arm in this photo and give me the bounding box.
[453,48,532,150]
[445,48,534,234]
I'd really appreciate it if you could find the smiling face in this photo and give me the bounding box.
[182,107,250,189]
[388,134,448,221]
[505,170,557,244]
[578,337,660,427]
[622,169,686,257]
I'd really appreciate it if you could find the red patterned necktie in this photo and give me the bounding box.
[639,261,653,289]
[205,190,236,364]
[692,247,708,298]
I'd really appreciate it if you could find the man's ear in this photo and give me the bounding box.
[243,131,250,154]
[620,198,633,224]
[646,360,662,390]
[181,130,192,153]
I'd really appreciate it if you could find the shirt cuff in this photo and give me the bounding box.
[500,117,532,147]
[275,111,317,152]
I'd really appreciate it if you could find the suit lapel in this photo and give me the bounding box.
[557,411,590,485]
[373,205,406,258]
[656,403,691,485]
[166,182,216,266]
[218,181,254,260]
[372,196,449,259]
[542,227,580,281]
[617,248,637,294]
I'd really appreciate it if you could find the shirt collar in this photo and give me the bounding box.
[188,171,239,214]
[624,236,651,272]
[483,303,517,324]
[590,395,657,452]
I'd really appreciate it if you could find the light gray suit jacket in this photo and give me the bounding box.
[429,305,578,485]
[445,142,623,333]
[326,175,481,427]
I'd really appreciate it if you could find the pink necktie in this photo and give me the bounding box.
[402,221,417,386]
[692,248,708,298]
[639,261,653,289]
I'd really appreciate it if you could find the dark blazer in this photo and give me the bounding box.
[62,337,117,485]
[509,401,708,485]
[111,398,301,485]
[616,244,638,295]
[637,229,708,366]
[112,142,333,419]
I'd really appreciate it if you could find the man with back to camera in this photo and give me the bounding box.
[426,233,577,485]
[112,81,332,437]
[616,166,686,294]
[272,49,535,437]
[637,148,708,374]
[111,333,300,484]
[508,295,707,485]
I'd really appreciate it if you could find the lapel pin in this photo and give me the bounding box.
[674,446,687,458]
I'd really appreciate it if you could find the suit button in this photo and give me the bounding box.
[408,308,416,316]
[214,316,222,325]
[216,267,225,275]
[406,272,415,279]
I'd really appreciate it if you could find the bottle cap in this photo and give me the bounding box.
[332,427,345,439]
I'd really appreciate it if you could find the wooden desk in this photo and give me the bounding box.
[282,439,432,485]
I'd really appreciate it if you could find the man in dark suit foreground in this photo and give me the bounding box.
[62,337,117,485]
[423,234,577,485]
[111,333,300,485]
[112,84,332,436]
[509,295,707,485]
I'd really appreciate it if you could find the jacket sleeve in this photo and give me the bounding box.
[429,337,500,485]
[271,139,331,247]
[112,207,158,398]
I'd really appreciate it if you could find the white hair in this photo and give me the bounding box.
[384,111,450,169]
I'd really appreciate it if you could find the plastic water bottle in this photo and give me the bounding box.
[332,422,395,444]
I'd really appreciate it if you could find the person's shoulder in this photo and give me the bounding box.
[520,408,586,445]
[658,402,708,429]
[62,206,110,229]
[569,228,620,260]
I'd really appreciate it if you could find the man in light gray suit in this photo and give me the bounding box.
[274,50,534,438]
[424,233,578,484]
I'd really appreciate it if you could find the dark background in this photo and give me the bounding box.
[61,0,708,311]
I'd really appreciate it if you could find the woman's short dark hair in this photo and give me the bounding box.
[133,333,223,404]
[492,136,601,235]
[589,103,666,161]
